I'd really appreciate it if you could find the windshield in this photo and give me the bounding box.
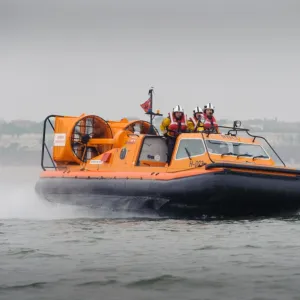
[205,139,270,158]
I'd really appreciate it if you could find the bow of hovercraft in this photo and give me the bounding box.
[155,163,300,218]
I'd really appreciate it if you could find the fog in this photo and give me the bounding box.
[1,0,300,121]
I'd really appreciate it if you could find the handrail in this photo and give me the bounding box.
[167,122,286,167]
[199,124,286,167]
[200,131,215,164]
[220,125,285,167]
[41,114,63,171]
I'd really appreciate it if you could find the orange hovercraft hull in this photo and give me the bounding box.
[35,114,300,218]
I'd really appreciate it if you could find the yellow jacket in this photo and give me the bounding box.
[160,117,171,136]
[187,118,204,132]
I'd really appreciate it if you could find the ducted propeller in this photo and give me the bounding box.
[71,115,113,162]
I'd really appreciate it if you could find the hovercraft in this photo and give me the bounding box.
[35,113,300,218]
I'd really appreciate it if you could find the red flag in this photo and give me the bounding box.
[140,97,152,113]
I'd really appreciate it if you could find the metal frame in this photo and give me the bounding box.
[41,114,63,171]
[198,124,286,167]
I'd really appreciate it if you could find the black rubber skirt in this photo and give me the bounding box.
[35,168,300,218]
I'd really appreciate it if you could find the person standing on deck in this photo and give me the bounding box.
[203,103,220,133]
[160,105,188,163]
[187,106,205,132]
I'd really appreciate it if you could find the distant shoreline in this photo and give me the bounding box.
[1,137,300,165]
[2,117,300,135]
[1,118,300,165]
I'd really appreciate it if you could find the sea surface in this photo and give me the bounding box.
[1,166,300,300]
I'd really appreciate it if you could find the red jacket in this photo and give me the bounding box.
[203,114,219,132]
[168,112,187,136]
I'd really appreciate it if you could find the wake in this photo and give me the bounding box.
[0,180,161,221]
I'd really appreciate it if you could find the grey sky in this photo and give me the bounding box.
[1,0,300,122]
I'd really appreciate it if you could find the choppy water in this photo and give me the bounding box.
[1,166,300,300]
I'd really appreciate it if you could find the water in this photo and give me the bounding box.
[1,166,300,300]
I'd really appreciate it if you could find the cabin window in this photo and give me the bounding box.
[176,138,206,160]
[137,136,168,164]
[206,139,270,158]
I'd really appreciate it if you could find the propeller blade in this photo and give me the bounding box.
[80,145,87,161]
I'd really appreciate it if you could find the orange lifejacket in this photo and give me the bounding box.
[203,114,218,132]
[168,112,187,136]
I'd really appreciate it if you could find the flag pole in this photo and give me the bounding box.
[148,87,154,127]
[144,86,162,135]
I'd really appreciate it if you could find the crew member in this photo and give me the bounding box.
[187,106,205,132]
[160,105,187,163]
[203,103,219,133]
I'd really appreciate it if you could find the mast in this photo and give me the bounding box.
[145,87,162,134]
[148,87,154,126]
